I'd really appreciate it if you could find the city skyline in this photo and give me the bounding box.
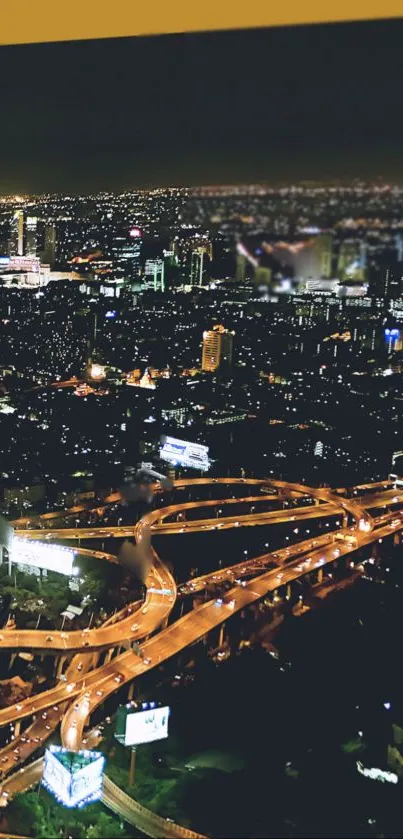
[1,18,403,193]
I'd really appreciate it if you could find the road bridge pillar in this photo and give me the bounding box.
[286,583,292,599]
[13,721,20,738]
[56,655,67,678]
[104,648,114,665]
[8,653,17,670]
[394,532,401,546]
[343,514,348,528]
[128,682,135,702]
[218,623,226,648]
[317,568,324,584]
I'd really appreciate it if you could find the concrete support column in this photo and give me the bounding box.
[104,648,113,665]
[218,622,226,648]
[56,655,67,678]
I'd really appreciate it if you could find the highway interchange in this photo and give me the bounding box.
[0,476,402,837]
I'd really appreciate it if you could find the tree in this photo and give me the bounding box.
[86,812,129,838]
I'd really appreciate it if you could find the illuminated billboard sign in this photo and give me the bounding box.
[42,746,105,808]
[0,514,14,552]
[126,705,170,746]
[356,761,398,785]
[116,703,170,747]
[12,538,75,576]
[160,435,210,472]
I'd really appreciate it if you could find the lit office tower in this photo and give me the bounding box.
[202,324,234,373]
[25,216,38,257]
[9,210,24,256]
[190,245,211,286]
[315,232,333,278]
[143,258,165,292]
[292,232,333,282]
[171,235,212,278]
[383,266,403,301]
[235,253,247,283]
[112,227,142,282]
[190,248,204,285]
[43,225,56,267]
[337,240,367,282]
[385,327,403,353]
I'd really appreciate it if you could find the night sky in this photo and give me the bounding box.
[1,18,403,193]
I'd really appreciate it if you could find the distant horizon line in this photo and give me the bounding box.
[0,177,400,199]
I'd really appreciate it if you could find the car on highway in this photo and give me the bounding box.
[143,657,152,665]
[131,623,139,632]
[225,598,235,609]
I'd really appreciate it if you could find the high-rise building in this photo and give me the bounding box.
[337,240,367,283]
[25,216,38,257]
[315,232,333,278]
[143,259,165,292]
[383,266,403,301]
[9,210,24,257]
[190,247,210,286]
[292,233,333,282]
[254,266,273,287]
[111,228,142,282]
[202,324,234,373]
[43,225,57,267]
[171,235,212,284]
[385,327,403,353]
[235,253,247,283]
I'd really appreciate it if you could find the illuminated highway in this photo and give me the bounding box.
[0,477,402,837]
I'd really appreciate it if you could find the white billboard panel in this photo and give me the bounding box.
[42,748,72,803]
[42,747,105,808]
[160,436,210,472]
[12,538,75,576]
[125,705,170,747]
[69,754,105,807]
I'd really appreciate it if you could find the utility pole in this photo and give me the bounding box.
[129,747,137,786]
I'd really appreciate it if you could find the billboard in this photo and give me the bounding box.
[42,746,105,808]
[0,514,14,552]
[160,435,210,472]
[116,703,170,747]
[11,538,75,576]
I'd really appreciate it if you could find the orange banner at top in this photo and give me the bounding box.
[1,0,402,46]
